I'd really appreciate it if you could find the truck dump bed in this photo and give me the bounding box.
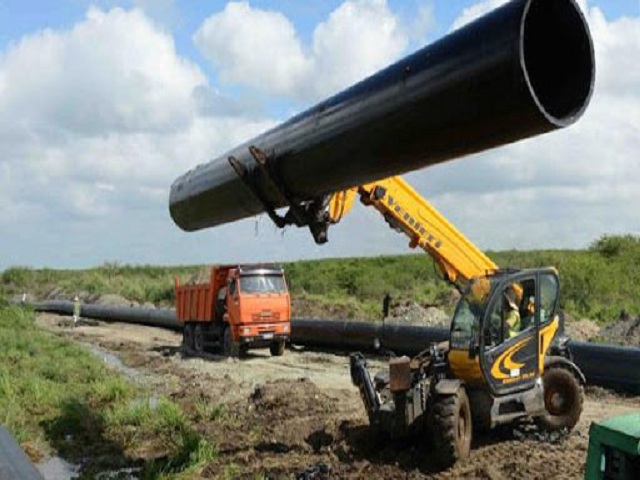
[175,267,229,322]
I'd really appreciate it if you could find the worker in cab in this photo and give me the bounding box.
[503,283,523,338]
[522,296,535,329]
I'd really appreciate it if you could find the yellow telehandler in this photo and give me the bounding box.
[327,176,584,467]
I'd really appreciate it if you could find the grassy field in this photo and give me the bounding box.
[0,305,214,479]
[2,235,639,323]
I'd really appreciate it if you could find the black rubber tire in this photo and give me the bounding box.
[223,326,239,357]
[194,323,205,354]
[269,339,285,357]
[536,367,583,432]
[468,389,492,433]
[431,387,473,468]
[183,323,194,351]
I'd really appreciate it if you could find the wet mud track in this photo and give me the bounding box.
[36,313,640,479]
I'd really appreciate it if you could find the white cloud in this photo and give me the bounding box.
[450,0,509,31]
[309,0,407,97]
[193,2,311,97]
[0,8,205,137]
[0,7,274,232]
[194,0,408,101]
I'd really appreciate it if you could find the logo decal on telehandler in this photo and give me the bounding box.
[490,338,529,381]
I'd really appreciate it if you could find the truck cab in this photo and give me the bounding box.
[175,264,290,357]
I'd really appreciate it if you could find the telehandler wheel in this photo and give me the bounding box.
[536,367,583,432]
[193,323,205,354]
[431,387,472,468]
[270,339,285,357]
[223,326,239,358]
[183,323,194,351]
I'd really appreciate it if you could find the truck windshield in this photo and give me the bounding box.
[239,275,287,294]
[450,276,497,349]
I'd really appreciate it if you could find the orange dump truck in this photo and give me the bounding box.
[175,264,290,357]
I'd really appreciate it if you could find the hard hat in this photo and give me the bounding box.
[504,283,523,310]
[511,283,523,303]
[470,277,491,304]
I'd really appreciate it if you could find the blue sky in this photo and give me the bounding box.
[0,0,638,269]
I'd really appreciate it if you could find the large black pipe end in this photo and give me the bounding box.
[521,0,595,126]
[168,0,596,233]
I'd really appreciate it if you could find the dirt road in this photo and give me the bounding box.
[36,313,640,479]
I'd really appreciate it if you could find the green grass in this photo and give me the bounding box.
[0,306,215,478]
[194,399,227,423]
[1,263,201,307]
[2,234,640,323]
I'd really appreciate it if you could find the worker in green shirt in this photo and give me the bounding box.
[503,283,522,338]
[73,295,80,327]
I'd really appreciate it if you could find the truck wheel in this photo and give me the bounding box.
[431,387,472,468]
[536,367,583,432]
[270,339,285,357]
[193,323,205,354]
[183,323,194,351]
[223,326,239,358]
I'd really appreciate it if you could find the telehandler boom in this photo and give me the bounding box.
[326,175,497,287]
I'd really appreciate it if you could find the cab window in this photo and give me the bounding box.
[239,275,287,294]
[484,278,535,347]
[539,274,559,324]
[450,277,495,349]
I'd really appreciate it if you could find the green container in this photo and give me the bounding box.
[585,413,640,479]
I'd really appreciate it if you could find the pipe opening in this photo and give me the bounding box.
[522,0,594,125]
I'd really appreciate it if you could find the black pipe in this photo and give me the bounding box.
[169,0,594,233]
[289,319,449,354]
[569,342,640,395]
[32,302,639,393]
[33,301,181,331]
[0,427,43,480]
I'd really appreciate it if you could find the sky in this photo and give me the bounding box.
[0,0,638,269]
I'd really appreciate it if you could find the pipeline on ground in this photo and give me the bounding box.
[0,427,43,479]
[33,301,640,394]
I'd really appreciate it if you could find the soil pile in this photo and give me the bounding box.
[291,297,364,320]
[597,315,640,347]
[564,318,600,342]
[387,301,450,327]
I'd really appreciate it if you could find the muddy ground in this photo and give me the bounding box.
[36,313,640,479]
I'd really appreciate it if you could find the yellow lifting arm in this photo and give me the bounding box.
[328,176,497,287]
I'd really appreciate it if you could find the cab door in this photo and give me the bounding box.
[225,273,241,329]
[480,274,540,396]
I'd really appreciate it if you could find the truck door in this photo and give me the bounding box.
[480,274,540,396]
[225,274,241,327]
